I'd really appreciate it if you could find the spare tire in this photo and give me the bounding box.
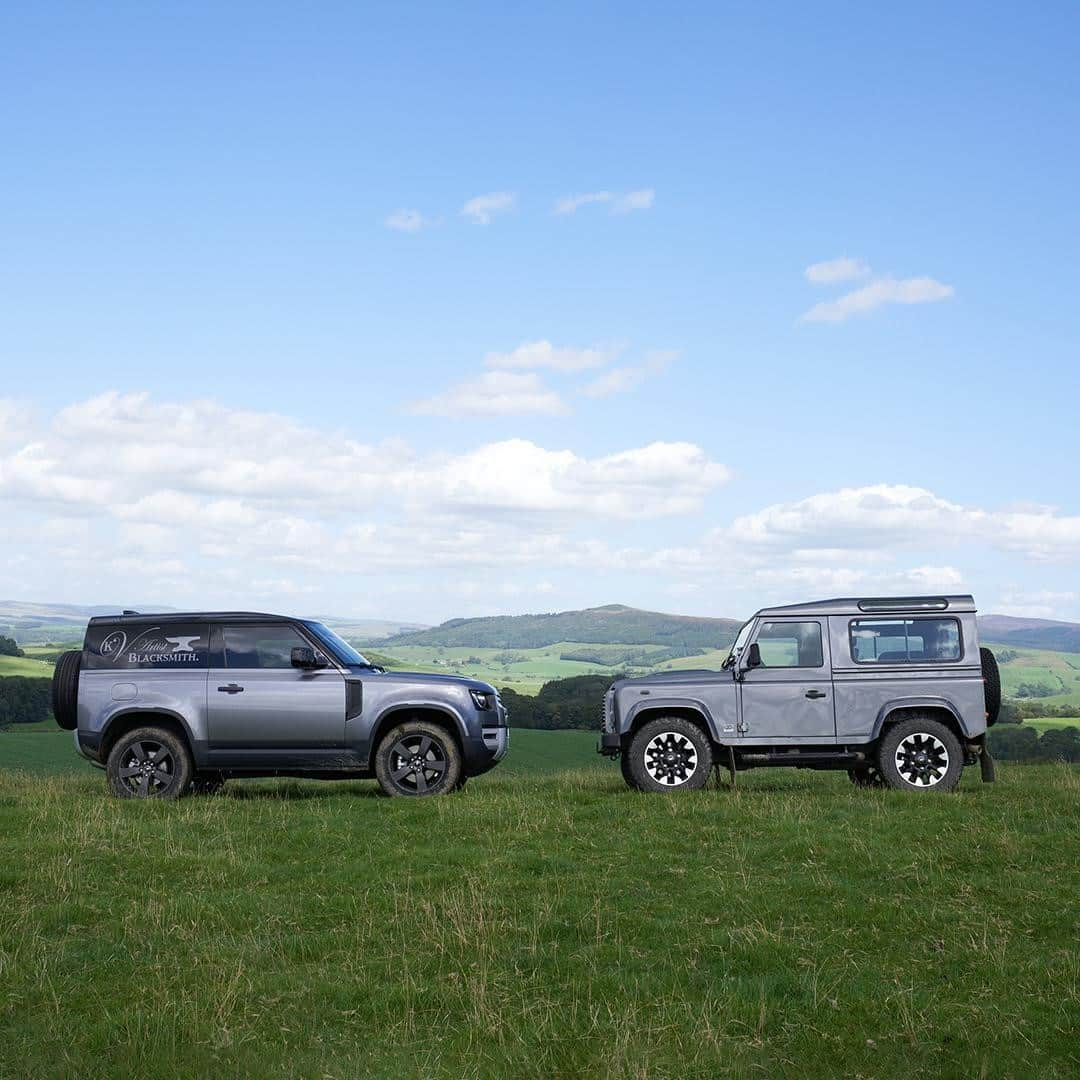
[980,647,1001,726]
[51,650,82,731]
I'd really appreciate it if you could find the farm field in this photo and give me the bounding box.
[992,644,1080,707]
[0,653,56,678]
[0,735,1077,1078]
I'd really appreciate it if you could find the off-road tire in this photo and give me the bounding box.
[106,726,193,799]
[626,716,714,794]
[848,764,885,788]
[877,714,963,793]
[51,650,81,731]
[980,647,1001,726]
[620,751,644,791]
[374,721,462,797]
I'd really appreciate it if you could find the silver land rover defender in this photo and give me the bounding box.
[51,611,509,798]
[599,596,1000,793]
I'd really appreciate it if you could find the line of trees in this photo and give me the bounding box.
[987,725,1080,763]
[0,635,24,658]
[0,677,51,729]
[499,676,612,730]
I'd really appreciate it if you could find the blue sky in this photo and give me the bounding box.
[2,2,1079,623]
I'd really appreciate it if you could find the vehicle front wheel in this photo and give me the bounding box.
[106,726,193,800]
[374,721,463,797]
[626,716,713,794]
[877,715,963,793]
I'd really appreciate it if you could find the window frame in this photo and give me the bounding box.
[750,619,825,670]
[848,616,964,665]
[216,622,333,671]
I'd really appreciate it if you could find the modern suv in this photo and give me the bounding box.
[51,611,509,798]
[599,596,1000,793]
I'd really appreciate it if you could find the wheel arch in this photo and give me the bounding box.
[624,701,718,745]
[367,703,466,767]
[100,708,198,764]
[875,700,967,744]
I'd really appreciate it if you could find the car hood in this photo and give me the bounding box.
[345,666,496,695]
[613,669,726,689]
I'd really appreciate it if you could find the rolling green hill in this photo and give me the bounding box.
[980,613,1080,653]
[379,604,743,651]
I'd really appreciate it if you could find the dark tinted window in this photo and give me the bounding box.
[85,623,210,670]
[850,618,961,663]
[222,625,311,669]
[754,621,824,668]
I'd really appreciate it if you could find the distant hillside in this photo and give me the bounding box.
[312,616,429,641]
[979,615,1080,654]
[0,601,149,645]
[381,604,743,651]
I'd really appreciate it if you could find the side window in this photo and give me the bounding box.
[850,618,961,663]
[754,621,823,668]
[222,625,311,669]
[85,623,210,670]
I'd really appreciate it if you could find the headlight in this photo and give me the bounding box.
[470,689,494,710]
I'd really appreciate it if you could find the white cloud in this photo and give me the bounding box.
[461,191,516,225]
[612,188,654,213]
[484,340,618,372]
[804,257,871,284]
[553,191,613,215]
[0,392,727,529]
[579,350,677,398]
[406,371,568,417]
[724,483,1080,562]
[384,209,431,233]
[552,188,654,215]
[801,275,954,323]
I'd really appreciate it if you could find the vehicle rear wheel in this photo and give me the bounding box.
[51,650,81,731]
[626,716,713,794]
[980,647,1001,725]
[848,764,885,788]
[107,726,193,799]
[374,721,462,797]
[877,715,963,793]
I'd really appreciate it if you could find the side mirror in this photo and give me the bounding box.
[291,646,323,669]
[745,642,762,669]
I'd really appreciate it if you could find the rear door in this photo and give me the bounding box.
[738,618,836,740]
[206,623,346,755]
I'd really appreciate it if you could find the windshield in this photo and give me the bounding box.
[303,622,372,667]
[722,619,756,669]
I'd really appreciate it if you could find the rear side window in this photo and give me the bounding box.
[754,621,824,668]
[222,625,311,669]
[849,618,961,663]
[85,623,210,670]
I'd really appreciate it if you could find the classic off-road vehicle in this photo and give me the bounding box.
[51,611,509,798]
[599,596,1000,793]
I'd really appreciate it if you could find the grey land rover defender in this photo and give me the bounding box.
[599,596,1001,793]
[51,611,509,798]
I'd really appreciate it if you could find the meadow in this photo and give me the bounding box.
[1,727,1077,1078]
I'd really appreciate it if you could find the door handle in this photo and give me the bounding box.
[217,683,245,694]
[805,689,827,699]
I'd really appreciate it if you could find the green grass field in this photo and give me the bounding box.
[0,653,56,678]
[1,727,1077,1077]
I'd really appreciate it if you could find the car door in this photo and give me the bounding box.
[206,623,346,758]
[738,618,835,740]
